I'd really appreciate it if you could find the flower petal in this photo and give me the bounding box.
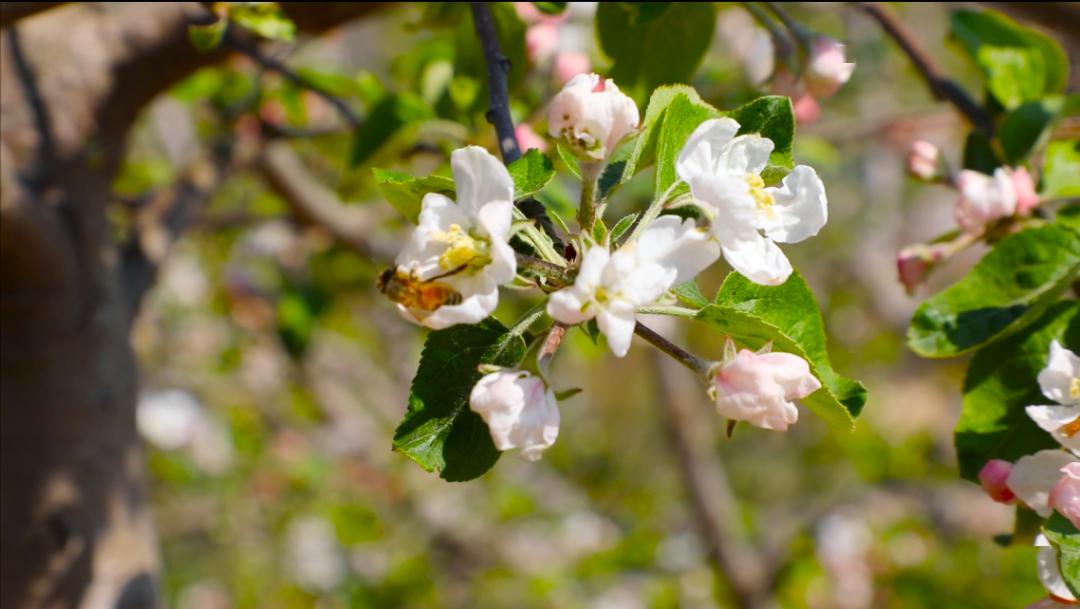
[634,215,721,285]
[1027,405,1080,452]
[1040,340,1080,406]
[761,165,828,244]
[1008,450,1078,517]
[597,305,637,358]
[451,146,515,217]
[676,118,741,183]
[1037,541,1078,602]
[547,287,594,325]
[755,352,822,399]
[720,232,793,286]
[721,134,773,176]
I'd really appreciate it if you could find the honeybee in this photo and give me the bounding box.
[376,266,465,312]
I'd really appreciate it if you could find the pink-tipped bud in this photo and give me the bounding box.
[896,243,947,295]
[1050,462,1080,530]
[955,168,1017,233]
[804,37,855,99]
[1011,166,1041,216]
[979,459,1016,503]
[907,140,940,181]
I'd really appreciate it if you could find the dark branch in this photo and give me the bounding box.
[6,26,55,188]
[634,323,711,374]
[860,2,994,134]
[225,31,362,129]
[469,2,521,164]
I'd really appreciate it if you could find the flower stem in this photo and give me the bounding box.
[763,2,814,48]
[578,162,601,234]
[508,300,549,336]
[634,322,711,375]
[740,2,795,65]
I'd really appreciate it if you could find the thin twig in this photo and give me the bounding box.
[859,2,994,134]
[225,30,362,129]
[469,2,521,163]
[633,323,711,375]
[537,323,567,372]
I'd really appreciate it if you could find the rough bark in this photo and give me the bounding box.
[0,4,380,608]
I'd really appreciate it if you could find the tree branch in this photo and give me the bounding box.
[469,2,521,164]
[860,2,994,134]
[634,323,711,375]
[224,31,362,129]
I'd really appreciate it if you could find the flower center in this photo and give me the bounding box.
[435,224,489,272]
[594,286,610,304]
[1061,414,1080,438]
[1071,377,1080,400]
[747,174,774,210]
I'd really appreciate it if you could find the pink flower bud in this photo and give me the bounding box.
[896,243,947,295]
[978,459,1016,503]
[553,51,591,86]
[548,72,639,162]
[1011,166,1041,215]
[907,140,940,181]
[791,94,820,125]
[804,37,855,99]
[954,168,1018,233]
[514,1,567,24]
[1050,462,1080,530]
[711,342,821,431]
[515,123,548,153]
[526,23,559,64]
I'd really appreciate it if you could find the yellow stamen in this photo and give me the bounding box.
[1071,377,1079,400]
[435,224,487,271]
[1062,414,1080,438]
[747,174,774,211]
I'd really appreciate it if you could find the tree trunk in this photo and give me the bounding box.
[0,4,381,607]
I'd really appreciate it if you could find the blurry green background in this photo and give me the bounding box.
[119,3,1066,608]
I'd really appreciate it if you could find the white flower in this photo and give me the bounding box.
[709,339,821,431]
[677,118,828,286]
[1008,449,1078,517]
[548,73,640,162]
[1027,341,1080,451]
[469,370,560,461]
[954,168,1017,233]
[137,389,203,451]
[1036,534,1078,603]
[546,216,718,357]
[392,146,516,329]
[803,36,856,99]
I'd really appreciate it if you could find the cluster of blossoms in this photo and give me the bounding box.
[382,73,831,461]
[975,341,1080,607]
[719,7,855,124]
[896,140,1043,293]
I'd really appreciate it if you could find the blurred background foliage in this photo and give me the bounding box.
[117,3,1074,608]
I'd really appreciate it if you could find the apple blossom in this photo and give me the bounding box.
[954,168,1017,233]
[1008,450,1078,517]
[709,339,821,431]
[907,140,941,181]
[548,73,639,162]
[676,117,828,285]
[553,51,591,85]
[391,146,516,329]
[896,243,948,295]
[469,370,560,461]
[803,36,855,99]
[1036,534,1078,604]
[978,459,1016,503]
[1050,462,1080,530]
[1026,341,1080,452]
[546,216,718,357]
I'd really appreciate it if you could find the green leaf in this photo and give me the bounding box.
[695,271,867,429]
[621,85,718,183]
[596,2,716,101]
[609,212,639,244]
[349,93,432,168]
[671,280,708,308]
[532,1,567,15]
[954,301,1077,480]
[654,94,721,192]
[1043,140,1080,198]
[1045,512,1080,597]
[188,20,227,52]
[725,96,796,184]
[907,223,1080,358]
[962,131,1000,173]
[950,9,1068,109]
[998,95,1067,165]
[581,319,602,344]
[372,169,456,223]
[555,143,582,180]
[508,149,556,199]
[393,318,527,482]
[230,3,296,41]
